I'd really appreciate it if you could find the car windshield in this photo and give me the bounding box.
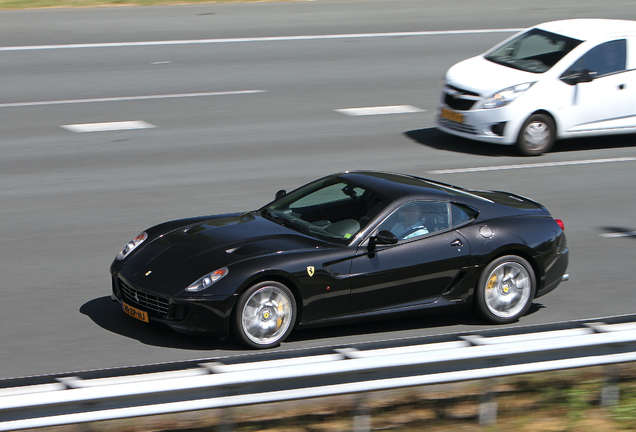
[260,177,390,245]
[485,28,582,73]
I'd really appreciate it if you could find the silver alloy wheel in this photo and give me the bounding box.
[483,261,532,318]
[241,285,293,345]
[523,121,550,150]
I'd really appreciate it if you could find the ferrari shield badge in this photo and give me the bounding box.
[307,266,315,277]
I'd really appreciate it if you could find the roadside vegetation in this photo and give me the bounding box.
[0,0,274,10]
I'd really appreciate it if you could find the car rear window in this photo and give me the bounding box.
[469,191,545,211]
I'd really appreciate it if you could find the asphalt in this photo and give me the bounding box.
[1,0,636,380]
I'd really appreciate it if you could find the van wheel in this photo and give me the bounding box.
[516,114,555,156]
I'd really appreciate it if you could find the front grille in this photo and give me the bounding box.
[444,85,481,111]
[438,117,478,135]
[119,278,170,316]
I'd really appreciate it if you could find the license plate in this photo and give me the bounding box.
[441,107,464,123]
[122,301,149,323]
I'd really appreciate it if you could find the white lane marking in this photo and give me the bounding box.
[599,231,636,238]
[336,105,424,116]
[428,157,636,174]
[0,90,266,108]
[61,120,156,133]
[0,29,522,51]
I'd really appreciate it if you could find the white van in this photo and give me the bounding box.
[436,19,636,155]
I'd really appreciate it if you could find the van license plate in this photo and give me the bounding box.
[441,108,464,123]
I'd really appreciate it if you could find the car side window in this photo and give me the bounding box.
[563,39,626,78]
[378,201,450,241]
[451,203,478,227]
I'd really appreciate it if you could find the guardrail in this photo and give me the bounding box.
[3,318,636,431]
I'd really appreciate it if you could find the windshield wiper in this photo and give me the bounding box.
[284,219,313,236]
[263,210,312,235]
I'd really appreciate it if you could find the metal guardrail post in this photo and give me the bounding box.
[352,394,371,432]
[478,380,497,426]
[601,364,620,407]
[202,363,237,432]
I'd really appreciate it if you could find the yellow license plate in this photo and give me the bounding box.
[441,107,464,123]
[123,301,149,323]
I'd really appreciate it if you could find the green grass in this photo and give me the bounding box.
[0,0,274,10]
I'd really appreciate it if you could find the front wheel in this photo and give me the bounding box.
[516,114,555,156]
[475,255,536,324]
[233,281,296,349]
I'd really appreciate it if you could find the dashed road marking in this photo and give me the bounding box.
[428,157,636,174]
[599,231,636,238]
[335,105,424,116]
[61,120,156,133]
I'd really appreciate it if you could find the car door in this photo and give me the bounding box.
[349,201,471,314]
[559,39,635,132]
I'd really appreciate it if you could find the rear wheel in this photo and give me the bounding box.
[516,114,555,156]
[233,281,296,349]
[475,255,536,324]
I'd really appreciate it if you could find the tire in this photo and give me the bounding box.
[475,255,536,324]
[516,114,555,156]
[232,281,296,349]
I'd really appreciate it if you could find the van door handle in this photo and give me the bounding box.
[451,239,463,247]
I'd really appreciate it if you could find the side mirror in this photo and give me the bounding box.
[578,69,595,83]
[561,69,595,85]
[368,230,398,252]
[275,190,286,200]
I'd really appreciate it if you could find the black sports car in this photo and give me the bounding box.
[110,171,569,348]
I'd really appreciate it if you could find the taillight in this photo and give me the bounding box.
[555,219,564,231]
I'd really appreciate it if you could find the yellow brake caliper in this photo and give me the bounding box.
[276,302,284,329]
[487,274,498,291]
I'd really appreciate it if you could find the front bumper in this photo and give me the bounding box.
[110,271,237,337]
[436,104,524,145]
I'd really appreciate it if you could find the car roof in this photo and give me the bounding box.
[322,172,547,219]
[536,19,636,41]
[338,171,471,201]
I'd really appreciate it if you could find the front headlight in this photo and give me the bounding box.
[482,82,534,109]
[116,232,148,261]
[186,268,229,292]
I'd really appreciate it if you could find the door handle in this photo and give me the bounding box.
[619,84,626,90]
[451,239,463,247]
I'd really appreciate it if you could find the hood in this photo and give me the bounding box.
[445,55,538,97]
[124,212,326,293]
